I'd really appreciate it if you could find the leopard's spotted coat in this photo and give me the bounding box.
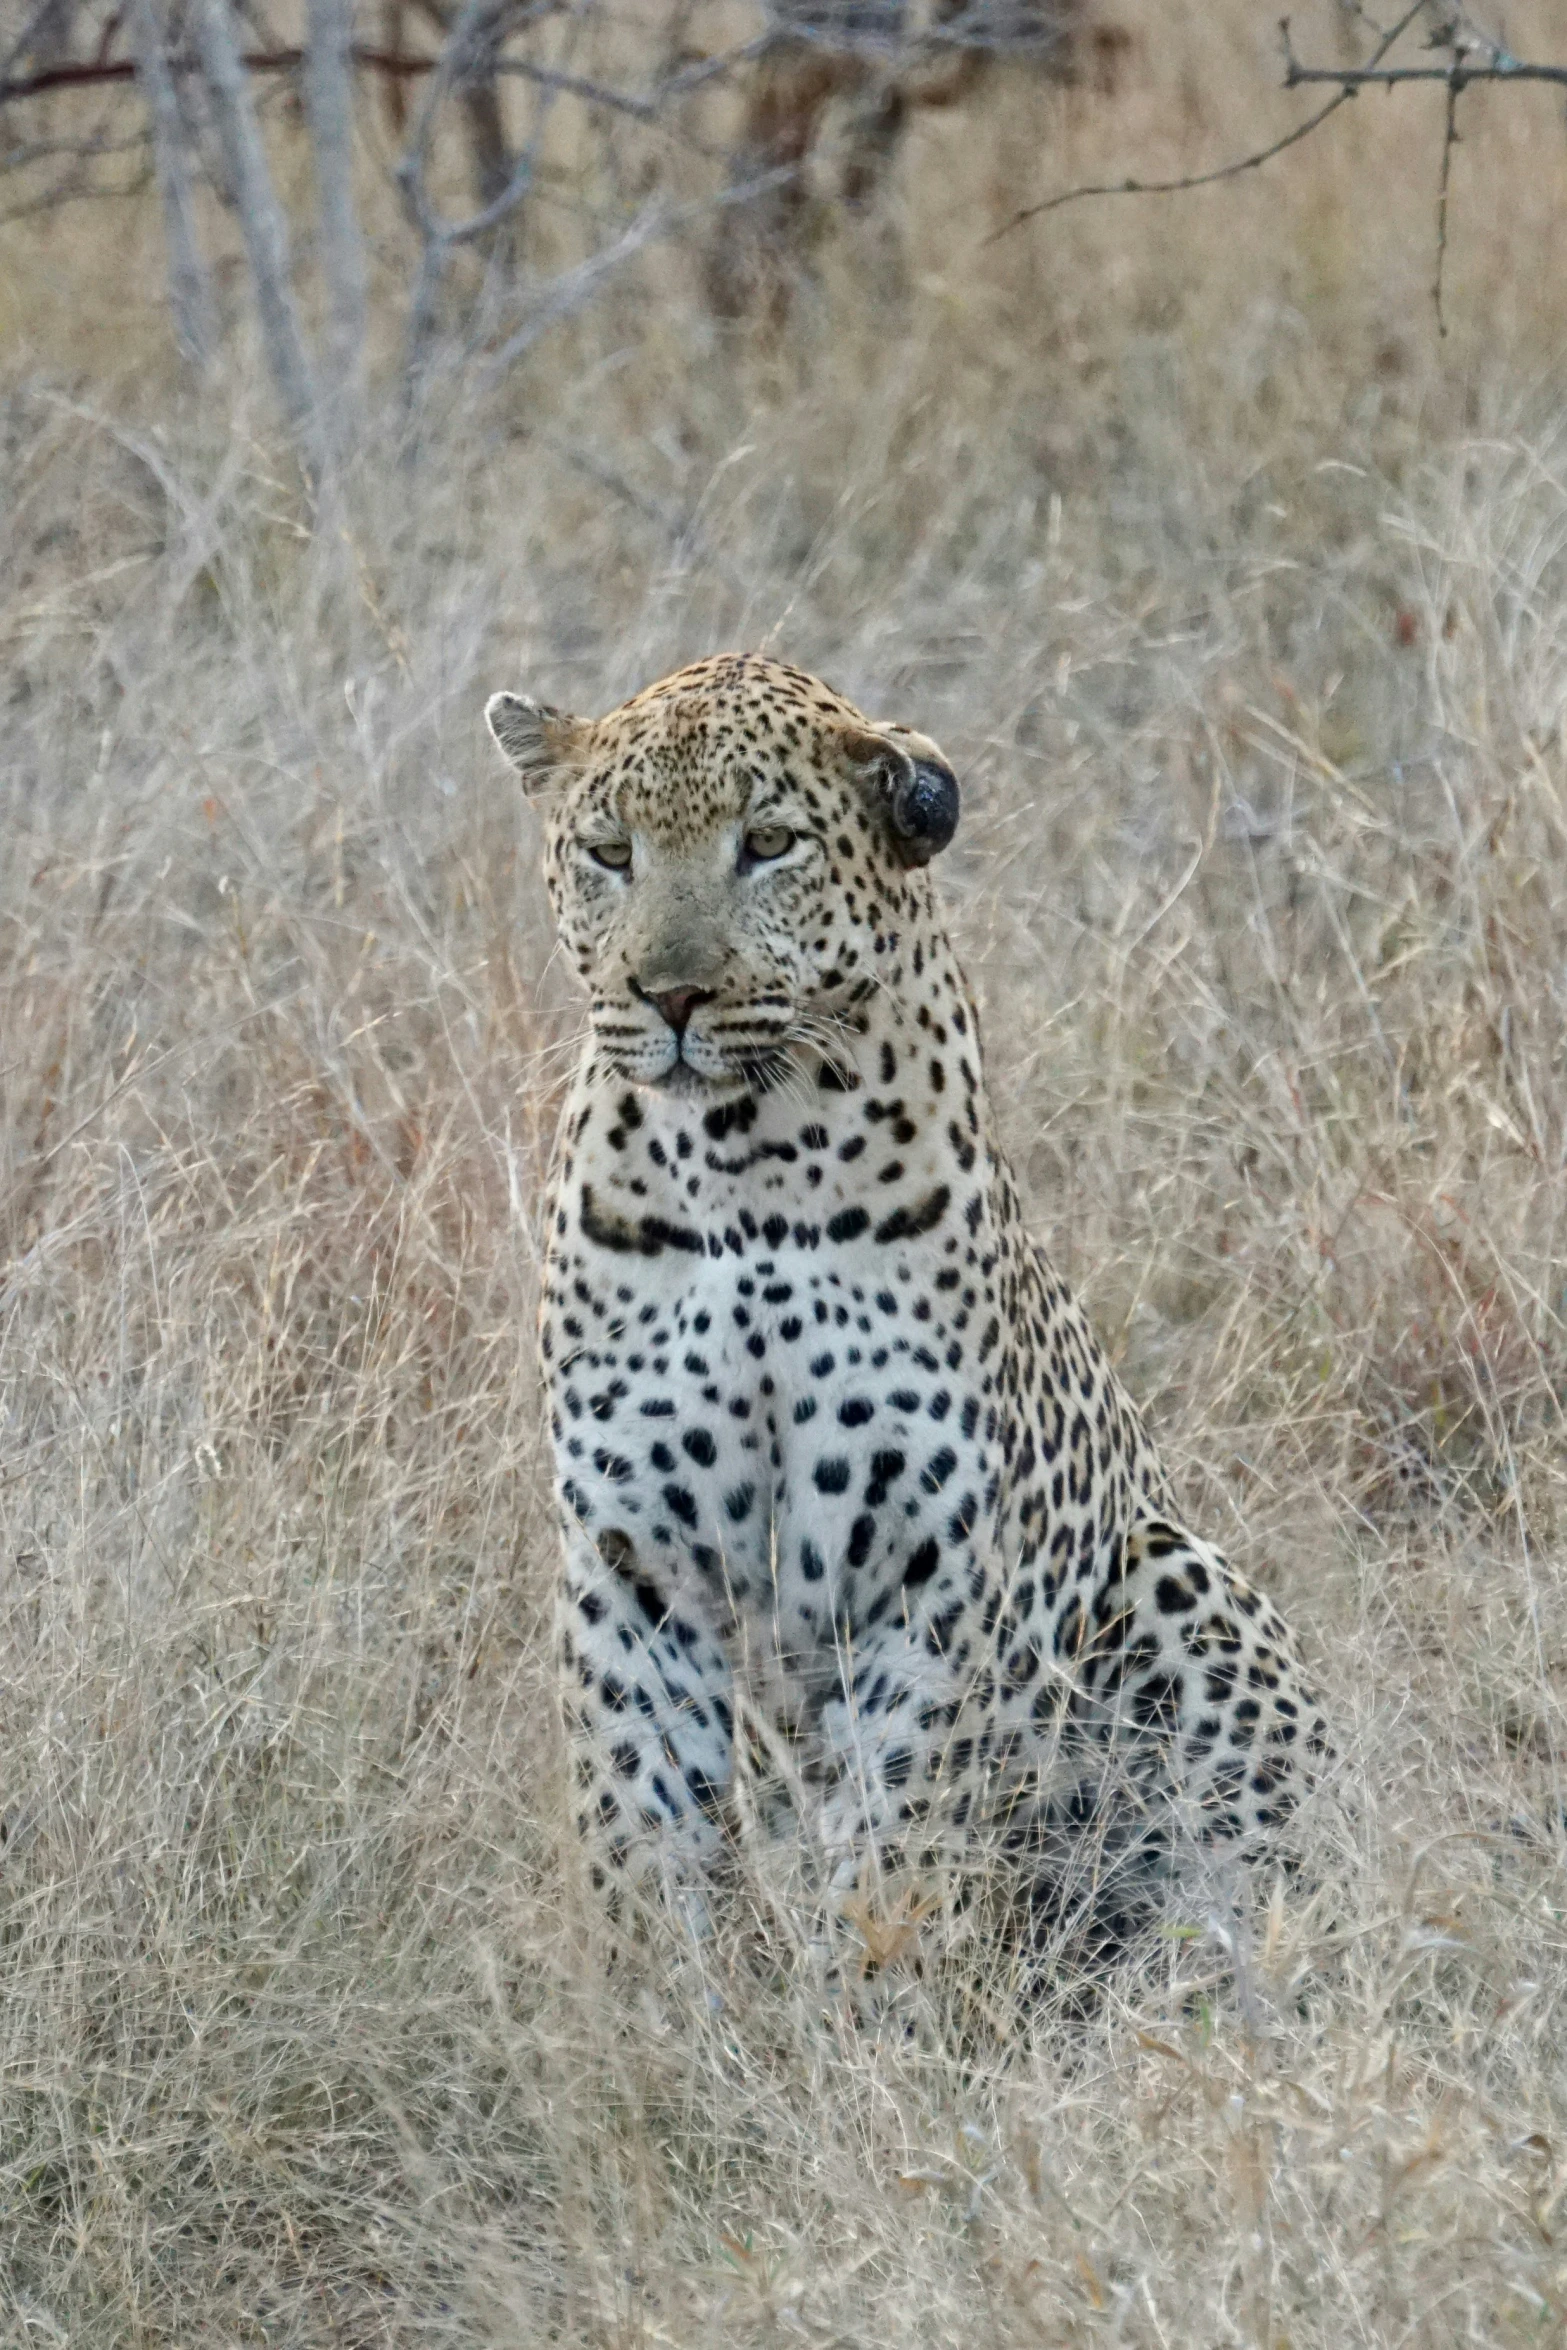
[486,653,1330,1947]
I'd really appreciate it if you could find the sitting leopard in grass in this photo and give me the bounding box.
[486,653,1331,1963]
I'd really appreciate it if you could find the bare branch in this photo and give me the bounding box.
[0,42,425,99]
[391,0,504,394]
[1284,58,1567,84]
[983,0,1567,244]
[1433,71,1459,338]
[0,35,769,113]
[481,164,800,378]
[304,0,368,432]
[1282,47,1567,89]
[192,0,325,478]
[985,90,1354,239]
[388,7,769,393]
[127,0,215,368]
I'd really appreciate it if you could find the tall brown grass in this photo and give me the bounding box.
[2,2,1567,2340]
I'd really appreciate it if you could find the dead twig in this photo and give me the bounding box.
[987,0,1429,239]
[0,42,425,99]
[988,4,1564,246]
[1433,70,1460,338]
[1282,59,1567,89]
[984,88,1352,238]
[0,35,769,108]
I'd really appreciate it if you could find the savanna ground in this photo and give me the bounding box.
[3,2,1567,2340]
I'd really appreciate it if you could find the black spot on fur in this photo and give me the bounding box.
[580,1185,704,1257]
[826,1205,870,1243]
[903,1537,940,1588]
[874,1185,951,1245]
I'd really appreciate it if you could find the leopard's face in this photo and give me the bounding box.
[485,654,961,1096]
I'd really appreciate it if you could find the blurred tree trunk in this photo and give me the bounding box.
[128,0,217,369]
[194,0,326,481]
[706,1,1065,327]
[704,34,859,328]
[304,0,368,440]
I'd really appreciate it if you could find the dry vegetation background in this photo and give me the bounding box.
[4,0,1567,2340]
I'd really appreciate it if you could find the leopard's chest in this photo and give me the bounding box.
[542,1122,1003,1678]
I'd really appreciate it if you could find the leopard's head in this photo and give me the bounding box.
[485,653,960,1096]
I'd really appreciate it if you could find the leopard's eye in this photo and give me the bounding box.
[586,839,632,871]
[743,824,795,864]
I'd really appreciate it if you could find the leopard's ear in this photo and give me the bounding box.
[840,722,961,867]
[484,692,591,791]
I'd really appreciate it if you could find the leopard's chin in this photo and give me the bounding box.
[644,1061,727,1099]
[610,1048,795,1101]
[604,1057,745,1101]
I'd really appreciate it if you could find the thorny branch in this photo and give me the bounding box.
[984,85,1352,235]
[989,1,1428,237]
[991,0,1566,326]
[1281,8,1567,91]
[1282,55,1567,88]
[1432,68,1458,337]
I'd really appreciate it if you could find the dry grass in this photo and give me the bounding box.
[3,3,1567,2340]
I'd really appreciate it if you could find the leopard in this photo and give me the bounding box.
[485,651,1332,1972]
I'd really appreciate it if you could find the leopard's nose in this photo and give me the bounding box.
[635,981,714,1035]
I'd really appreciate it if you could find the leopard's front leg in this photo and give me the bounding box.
[558,1518,735,1932]
[811,1588,1001,2010]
